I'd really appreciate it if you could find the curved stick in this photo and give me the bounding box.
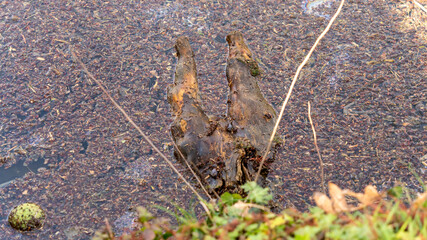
[255,0,347,182]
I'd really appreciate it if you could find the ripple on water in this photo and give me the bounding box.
[120,159,153,183]
[113,211,138,237]
[302,0,337,18]
[324,45,353,90]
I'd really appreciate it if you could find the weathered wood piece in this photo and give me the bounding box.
[168,31,279,194]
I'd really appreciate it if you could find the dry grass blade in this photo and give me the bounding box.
[255,0,347,182]
[70,48,206,203]
[412,192,427,210]
[308,102,326,193]
[104,218,114,239]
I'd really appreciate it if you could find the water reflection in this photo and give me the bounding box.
[302,0,337,18]
[0,133,49,187]
[0,157,47,188]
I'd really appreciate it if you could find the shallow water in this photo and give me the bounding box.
[0,158,47,189]
[0,0,425,239]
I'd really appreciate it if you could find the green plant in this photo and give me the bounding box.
[93,182,427,240]
[154,198,198,225]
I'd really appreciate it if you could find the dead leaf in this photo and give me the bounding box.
[314,183,384,214]
[227,201,269,216]
[313,192,334,213]
[361,185,381,205]
[329,183,349,213]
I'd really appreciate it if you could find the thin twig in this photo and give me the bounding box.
[308,102,325,193]
[341,77,384,103]
[414,0,427,13]
[70,48,206,203]
[255,0,346,182]
[104,218,115,239]
[169,135,218,200]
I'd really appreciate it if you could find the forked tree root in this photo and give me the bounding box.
[168,31,280,194]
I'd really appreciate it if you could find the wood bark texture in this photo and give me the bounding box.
[168,31,279,194]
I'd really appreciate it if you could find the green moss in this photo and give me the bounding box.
[235,58,260,77]
[8,203,46,231]
[246,60,260,77]
[234,137,253,149]
[273,135,284,145]
[250,67,259,77]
